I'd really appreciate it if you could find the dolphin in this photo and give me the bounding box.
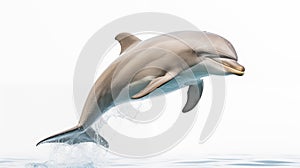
[37,31,245,147]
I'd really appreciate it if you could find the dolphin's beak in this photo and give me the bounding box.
[209,57,245,76]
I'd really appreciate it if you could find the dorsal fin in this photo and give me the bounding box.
[115,32,141,54]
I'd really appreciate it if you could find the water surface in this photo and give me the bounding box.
[1,155,300,168]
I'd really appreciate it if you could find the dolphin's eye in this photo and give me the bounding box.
[196,51,211,57]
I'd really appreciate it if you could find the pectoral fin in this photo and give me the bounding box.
[182,80,204,113]
[131,73,175,99]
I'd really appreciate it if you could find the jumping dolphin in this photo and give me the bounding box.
[37,31,245,147]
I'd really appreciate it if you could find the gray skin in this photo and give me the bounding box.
[37,31,245,147]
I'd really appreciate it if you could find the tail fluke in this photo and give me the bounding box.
[36,126,109,148]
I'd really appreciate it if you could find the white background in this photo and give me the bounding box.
[1,0,300,159]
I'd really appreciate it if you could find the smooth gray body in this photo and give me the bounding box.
[37,31,244,147]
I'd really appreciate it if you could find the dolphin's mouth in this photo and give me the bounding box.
[209,55,245,76]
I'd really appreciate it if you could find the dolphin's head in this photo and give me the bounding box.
[194,33,245,76]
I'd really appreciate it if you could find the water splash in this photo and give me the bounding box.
[2,153,298,167]
[26,143,109,168]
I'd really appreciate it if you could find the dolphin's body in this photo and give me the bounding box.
[37,31,245,147]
